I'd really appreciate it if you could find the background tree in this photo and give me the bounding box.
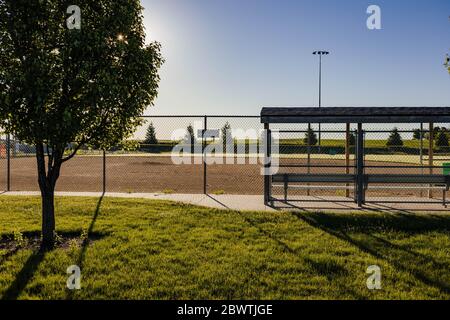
[386,128,404,147]
[445,54,450,74]
[424,126,441,140]
[348,132,356,146]
[222,122,233,152]
[435,129,449,147]
[185,124,195,143]
[0,0,163,248]
[304,127,318,146]
[144,122,158,145]
[413,128,424,140]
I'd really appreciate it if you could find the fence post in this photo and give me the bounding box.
[103,149,106,194]
[6,134,10,192]
[203,116,207,195]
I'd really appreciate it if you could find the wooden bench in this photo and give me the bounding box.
[272,174,356,202]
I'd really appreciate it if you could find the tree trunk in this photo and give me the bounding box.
[41,187,56,249]
[36,143,62,249]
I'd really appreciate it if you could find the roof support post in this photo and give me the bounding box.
[356,123,365,207]
[307,123,311,196]
[264,123,272,206]
[428,122,434,199]
[345,123,351,198]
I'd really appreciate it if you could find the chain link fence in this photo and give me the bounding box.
[1,117,449,202]
[0,133,8,191]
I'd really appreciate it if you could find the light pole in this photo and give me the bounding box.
[313,50,330,149]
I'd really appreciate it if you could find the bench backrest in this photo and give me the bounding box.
[272,174,356,183]
[273,173,450,186]
[366,174,449,185]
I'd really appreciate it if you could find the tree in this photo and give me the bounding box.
[144,122,158,145]
[185,124,195,144]
[222,122,233,151]
[435,129,449,147]
[0,0,163,248]
[348,132,356,146]
[304,127,318,146]
[413,128,424,140]
[445,54,450,74]
[386,128,404,147]
[424,126,441,140]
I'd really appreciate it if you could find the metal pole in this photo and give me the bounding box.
[203,116,207,195]
[318,55,322,150]
[6,134,10,192]
[319,54,322,108]
[264,123,270,205]
[429,122,434,199]
[345,123,350,198]
[420,123,424,197]
[103,149,106,194]
[307,123,311,196]
[356,123,364,207]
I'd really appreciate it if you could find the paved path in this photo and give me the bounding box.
[1,191,448,213]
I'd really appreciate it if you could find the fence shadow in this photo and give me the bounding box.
[66,194,104,300]
[293,212,450,295]
[237,212,367,299]
[77,194,104,267]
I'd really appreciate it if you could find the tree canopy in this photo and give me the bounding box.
[0,0,163,150]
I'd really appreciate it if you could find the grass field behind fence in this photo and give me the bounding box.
[0,196,449,300]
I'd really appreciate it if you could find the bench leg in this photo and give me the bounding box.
[284,181,288,203]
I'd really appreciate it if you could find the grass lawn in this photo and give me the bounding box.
[0,196,449,300]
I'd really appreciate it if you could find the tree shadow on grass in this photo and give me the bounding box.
[1,196,106,300]
[293,212,450,295]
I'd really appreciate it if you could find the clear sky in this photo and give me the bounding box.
[141,0,450,116]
